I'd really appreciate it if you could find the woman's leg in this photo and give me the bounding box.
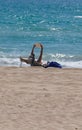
[37,44,43,63]
[20,57,31,64]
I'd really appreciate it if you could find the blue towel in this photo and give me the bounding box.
[46,61,62,68]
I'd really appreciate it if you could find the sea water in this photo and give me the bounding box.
[0,0,82,68]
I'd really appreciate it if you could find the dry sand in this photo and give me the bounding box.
[0,66,82,130]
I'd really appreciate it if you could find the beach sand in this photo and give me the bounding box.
[0,66,82,130]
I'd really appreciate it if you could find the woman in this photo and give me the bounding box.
[20,43,43,66]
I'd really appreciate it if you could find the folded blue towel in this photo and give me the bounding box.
[46,61,62,68]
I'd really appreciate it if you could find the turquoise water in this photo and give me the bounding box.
[0,0,82,67]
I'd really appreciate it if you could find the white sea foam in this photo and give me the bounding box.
[43,53,82,68]
[61,61,82,68]
[0,57,82,68]
[39,20,45,23]
[0,53,82,68]
[0,58,20,66]
[0,57,31,67]
[50,27,57,31]
[47,53,74,60]
[74,16,82,18]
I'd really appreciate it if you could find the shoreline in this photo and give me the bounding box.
[0,64,82,68]
[0,66,82,130]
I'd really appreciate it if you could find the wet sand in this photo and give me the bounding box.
[0,66,82,130]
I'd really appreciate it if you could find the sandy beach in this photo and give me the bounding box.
[0,66,82,130]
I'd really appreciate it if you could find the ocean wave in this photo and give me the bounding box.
[0,58,20,66]
[43,53,82,68]
[0,51,82,68]
[74,16,82,18]
[50,27,57,31]
[61,61,82,68]
[43,53,82,61]
[0,54,82,68]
